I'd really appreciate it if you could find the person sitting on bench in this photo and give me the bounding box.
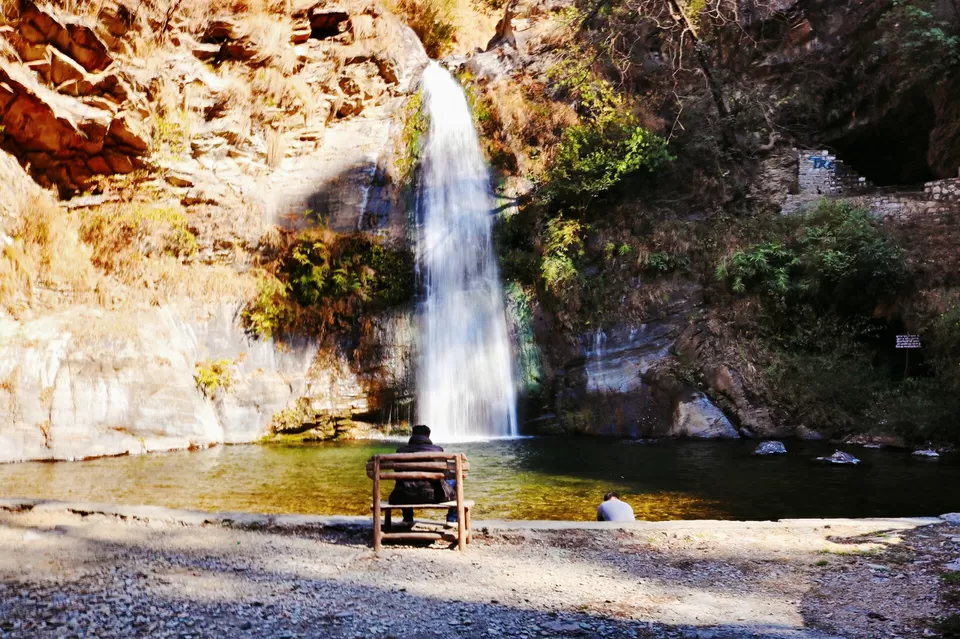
[389,425,457,527]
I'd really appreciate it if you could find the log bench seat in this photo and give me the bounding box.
[367,452,473,553]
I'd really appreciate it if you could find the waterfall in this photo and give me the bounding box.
[415,62,518,441]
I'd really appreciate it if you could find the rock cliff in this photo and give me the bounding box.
[0,0,430,462]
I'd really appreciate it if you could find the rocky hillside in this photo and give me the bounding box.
[456,0,960,445]
[1,0,958,462]
[0,0,432,462]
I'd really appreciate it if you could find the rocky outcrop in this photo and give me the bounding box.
[670,392,739,439]
[0,1,148,194]
[0,303,316,463]
[671,320,783,437]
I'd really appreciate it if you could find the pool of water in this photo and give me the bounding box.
[1,438,957,521]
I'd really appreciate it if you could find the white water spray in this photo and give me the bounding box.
[416,62,518,441]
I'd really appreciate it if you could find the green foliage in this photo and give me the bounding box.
[242,273,292,340]
[396,91,426,189]
[505,281,544,394]
[716,201,905,316]
[540,218,584,295]
[546,118,672,208]
[194,359,234,398]
[644,251,690,273]
[242,229,415,339]
[547,55,623,122]
[494,211,539,285]
[152,109,191,157]
[924,305,960,394]
[878,0,960,80]
[393,0,457,58]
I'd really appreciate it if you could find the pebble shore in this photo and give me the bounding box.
[0,501,954,639]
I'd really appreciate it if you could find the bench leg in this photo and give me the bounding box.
[373,458,381,555]
[464,507,471,544]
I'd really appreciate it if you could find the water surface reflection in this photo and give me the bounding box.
[1,438,956,521]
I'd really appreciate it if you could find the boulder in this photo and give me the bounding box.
[753,440,787,455]
[671,392,739,439]
[816,450,861,465]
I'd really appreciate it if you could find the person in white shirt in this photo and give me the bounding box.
[596,491,635,521]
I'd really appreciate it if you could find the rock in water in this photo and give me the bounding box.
[753,441,787,456]
[671,393,739,439]
[912,449,940,458]
[941,513,960,526]
[816,450,861,465]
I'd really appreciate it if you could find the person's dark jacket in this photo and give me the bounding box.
[387,433,456,504]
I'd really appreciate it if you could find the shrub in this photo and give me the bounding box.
[545,118,671,208]
[878,0,960,82]
[643,251,690,273]
[242,272,293,339]
[242,229,415,339]
[195,359,234,397]
[540,218,583,295]
[79,203,198,274]
[395,91,426,189]
[0,191,96,309]
[716,201,905,317]
[390,0,457,58]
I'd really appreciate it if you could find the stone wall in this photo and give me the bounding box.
[782,149,872,214]
[924,177,960,202]
[780,149,960,220]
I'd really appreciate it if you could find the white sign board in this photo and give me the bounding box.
[896,335,921,349]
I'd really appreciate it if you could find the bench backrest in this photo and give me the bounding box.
[366,452,470,481]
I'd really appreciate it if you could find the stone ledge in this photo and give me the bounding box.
[0,498,942,532]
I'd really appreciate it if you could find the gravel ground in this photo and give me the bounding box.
[0,504,955,639]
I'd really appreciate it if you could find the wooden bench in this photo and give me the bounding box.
[366,452,472,553]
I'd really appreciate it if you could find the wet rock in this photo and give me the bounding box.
[842,432,907,449]
[753,441,787,456]
[912,449,940,458]
[671,393,739,439]
[816,450,861,465]
[940,513,960,526]
[796,424,824,440]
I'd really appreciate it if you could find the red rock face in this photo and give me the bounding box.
[0,1,146,195]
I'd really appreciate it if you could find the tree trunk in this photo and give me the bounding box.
[665,0,729,119]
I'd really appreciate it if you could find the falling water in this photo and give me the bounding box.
[416,62,518,441]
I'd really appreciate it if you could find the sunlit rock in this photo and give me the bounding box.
[816,450,861,465]
[753,441,787,456]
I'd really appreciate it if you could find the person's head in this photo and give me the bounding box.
[411,424,431,440]
[603,491,619,502]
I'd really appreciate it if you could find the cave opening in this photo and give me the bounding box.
[310,12,350,40]
[830,90,937,187]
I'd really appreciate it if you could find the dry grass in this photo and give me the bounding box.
[265,127,286,169]
[0,191,97,311]
[136,258,256,304]
[351,14,375,40]
[78,200,198,278]
[0,31,20,62]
